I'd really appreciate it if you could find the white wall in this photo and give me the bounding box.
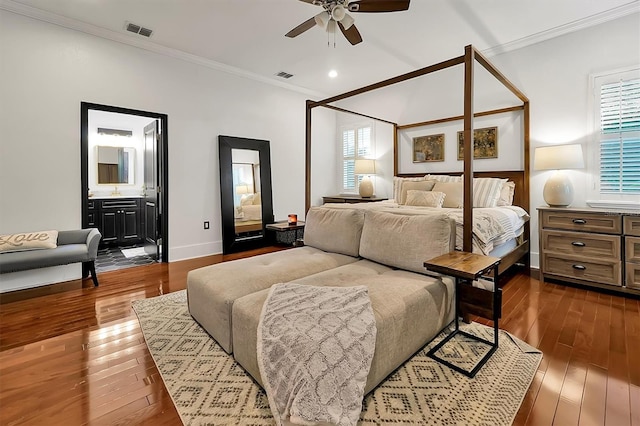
[0,10,331,291]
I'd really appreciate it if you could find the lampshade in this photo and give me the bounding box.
[533,144,585,171]
[534,144,584,207]
[235,184,250,195]
[354,159,376,175]
[314,11,330,28]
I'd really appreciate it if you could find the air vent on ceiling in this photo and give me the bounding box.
[125,21,153,38]
[98,128,133,137]
[276,71,294,79]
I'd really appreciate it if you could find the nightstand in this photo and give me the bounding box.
[322,195,388,204]
[266,221,305,246]
[423,251,501,377]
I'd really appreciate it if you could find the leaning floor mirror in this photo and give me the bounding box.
[219,135,274,254]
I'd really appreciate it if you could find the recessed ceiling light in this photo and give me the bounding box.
[328,70,338,78]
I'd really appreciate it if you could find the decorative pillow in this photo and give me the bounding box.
[432,182,464,208]
[473,178,507,208]
[240,194,254,206]
[399,180,436,204]
[0,230,58,253]
[252,192,262,205]
[497,181,516,206]
[392,176,426,203]
[405,190,446,208]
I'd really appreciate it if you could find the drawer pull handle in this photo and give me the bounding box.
[572,219,587,224]
[572,264,586,271]
[571,241,586,247]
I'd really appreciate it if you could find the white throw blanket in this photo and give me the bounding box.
[257,283,377,426]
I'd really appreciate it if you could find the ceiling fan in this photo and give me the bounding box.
[285,0,410,46]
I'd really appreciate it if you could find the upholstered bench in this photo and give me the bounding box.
[0,229,102,286]
[232,259,455,394]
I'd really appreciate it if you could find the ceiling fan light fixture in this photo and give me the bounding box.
[331,4,346,21]
[314,11,330,28]
[340,13,355,29]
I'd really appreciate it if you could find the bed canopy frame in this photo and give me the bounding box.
[304,45,530,272]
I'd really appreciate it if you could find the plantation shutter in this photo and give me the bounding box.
[343,129,356,190]
[599,77,640,194]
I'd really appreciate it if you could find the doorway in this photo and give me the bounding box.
[81,102,169,272]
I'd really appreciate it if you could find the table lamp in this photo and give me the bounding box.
[355,159,376,198]
[533,144,585,207]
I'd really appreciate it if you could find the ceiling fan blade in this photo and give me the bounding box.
[285,17,317,38]
[348,0,410,13]
[297,0,316,3]
[338,21,363,45]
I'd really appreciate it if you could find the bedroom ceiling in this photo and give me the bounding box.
[3,0,639,98]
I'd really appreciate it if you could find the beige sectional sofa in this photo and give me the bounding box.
[187,206,457,393]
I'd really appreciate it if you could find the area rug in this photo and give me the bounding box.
[132,290,542,426]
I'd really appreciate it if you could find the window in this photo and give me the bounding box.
[592,69,640,197]
[341,123,373,192]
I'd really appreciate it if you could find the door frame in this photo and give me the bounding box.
[80,102,169,263]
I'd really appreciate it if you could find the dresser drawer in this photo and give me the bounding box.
[542,229,620,260]
[541,210,622,234]
[626,263,640,290]
[626,236,640,263]
[542,253,621,286]
[624,216,640,237]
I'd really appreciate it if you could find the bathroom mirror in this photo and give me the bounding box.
[97,146,135,184]
[219,135,273,254]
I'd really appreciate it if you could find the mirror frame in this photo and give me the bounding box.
[219,135,274,254]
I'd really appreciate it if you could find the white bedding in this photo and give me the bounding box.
[321,202,529,255]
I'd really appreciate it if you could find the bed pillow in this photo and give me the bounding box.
[424,174,463,183]
[497,181,516,206]
[359,210,455,274]
[473,178,507,208]
[405,190,446,208]
[399,180,436,204]
[0,230,58,253]
[392,176,426,203]
[252,192,262,205]
[432,182,464,208]
[240,194,254,206]
[304,207,365,257]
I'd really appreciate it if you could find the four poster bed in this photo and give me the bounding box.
[304,44,530,276]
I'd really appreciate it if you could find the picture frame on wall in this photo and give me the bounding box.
[413,134,445,162]
[457,127,498,160]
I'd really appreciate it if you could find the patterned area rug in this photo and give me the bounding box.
[132,290,542,426]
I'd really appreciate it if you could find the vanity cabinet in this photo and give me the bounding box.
[538,206,640,294]
[91,198,142,246]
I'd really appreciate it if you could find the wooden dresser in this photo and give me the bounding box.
[538,206,640,294]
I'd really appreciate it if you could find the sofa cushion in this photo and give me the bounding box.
[359,210,455,274]
[187,246,358,353]
[303,207,365,257]
[0,230,58,253]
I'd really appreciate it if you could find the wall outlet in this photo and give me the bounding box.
[203,221,210,230]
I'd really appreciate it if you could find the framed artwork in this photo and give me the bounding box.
[413,134,445,162]
[457,127,498,160]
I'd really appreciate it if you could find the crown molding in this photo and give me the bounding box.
[482,1,640,57]
[0,0,326,98]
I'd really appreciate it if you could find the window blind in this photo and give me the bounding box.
[599,77,640,194]
[341,125,372,192]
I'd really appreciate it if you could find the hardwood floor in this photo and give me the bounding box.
[1,252,638,425]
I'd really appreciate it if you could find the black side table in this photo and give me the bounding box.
[423,251,501,377]
[266,221,305,246]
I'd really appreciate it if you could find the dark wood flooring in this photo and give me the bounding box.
[0,250,638,425]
